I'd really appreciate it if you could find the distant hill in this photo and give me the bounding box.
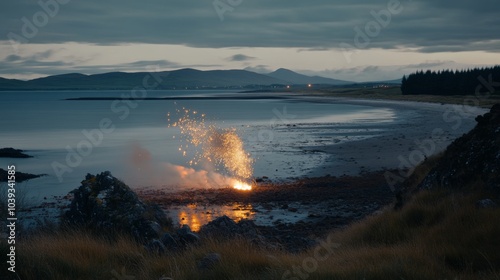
[0,68,355,90]
[266,68,352,85]
[0,69,289,90]
[0,77,26,89]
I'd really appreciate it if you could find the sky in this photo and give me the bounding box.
[0,0,499,82]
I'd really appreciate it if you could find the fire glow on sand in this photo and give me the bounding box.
[168,107,254,191]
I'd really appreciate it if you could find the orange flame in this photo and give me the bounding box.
[232,179,252,191]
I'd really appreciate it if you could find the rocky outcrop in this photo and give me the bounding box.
[418,104,500,191]
[0,168,44,182]
[62,171,172,243]
[0,147,32,158]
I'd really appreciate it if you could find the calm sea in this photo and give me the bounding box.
[0,90,396,201]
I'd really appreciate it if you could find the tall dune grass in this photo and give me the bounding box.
[2,188,499,280]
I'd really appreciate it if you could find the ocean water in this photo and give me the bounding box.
[0,90,396,201]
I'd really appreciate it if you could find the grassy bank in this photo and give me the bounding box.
[2,187,499,279]
[311,86,500,108]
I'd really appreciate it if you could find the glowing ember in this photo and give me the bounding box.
[232,180,252,191]
[169,107,255,191]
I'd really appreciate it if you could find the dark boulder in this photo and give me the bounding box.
[175,224,200,245]
[62,171,172,243]
[182,232,201,244]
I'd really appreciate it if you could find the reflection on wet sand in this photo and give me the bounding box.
[171,203,255,231]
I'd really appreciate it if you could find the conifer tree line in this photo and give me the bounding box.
[401,65,500,95]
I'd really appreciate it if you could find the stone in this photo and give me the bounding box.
[199,215,239,237]
[177,224,192,236]
[199,215,265,246]
[62,171,172,243]
[150,221,163,236]
[181,232,200,244]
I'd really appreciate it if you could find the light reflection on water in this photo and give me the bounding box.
[169,203,255,232]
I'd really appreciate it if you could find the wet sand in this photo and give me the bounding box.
[302,98,488,178]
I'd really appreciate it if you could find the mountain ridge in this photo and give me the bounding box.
[0,68,355,90]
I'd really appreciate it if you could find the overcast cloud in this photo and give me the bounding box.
[0,0,499,81]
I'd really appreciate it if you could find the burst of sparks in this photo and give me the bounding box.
[168,107,254,190]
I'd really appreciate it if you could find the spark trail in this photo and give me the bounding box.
[168,107,254,190]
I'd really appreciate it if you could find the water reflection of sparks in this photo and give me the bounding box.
[176,203,254,231]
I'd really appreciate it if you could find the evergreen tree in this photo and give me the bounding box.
[401,66,500,96]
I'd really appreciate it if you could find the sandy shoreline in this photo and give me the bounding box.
[300,97,488,178]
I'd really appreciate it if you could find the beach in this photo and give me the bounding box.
[302,97,488,178]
